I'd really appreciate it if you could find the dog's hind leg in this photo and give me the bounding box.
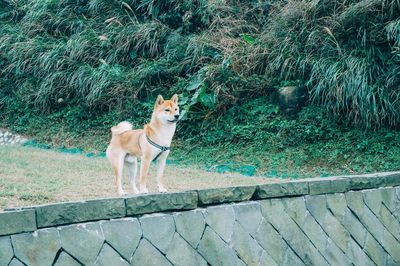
[115,154,126,195]
[125,156,139,194]
[107,148,126,195]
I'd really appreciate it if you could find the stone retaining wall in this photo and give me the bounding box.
[1,172,399,265]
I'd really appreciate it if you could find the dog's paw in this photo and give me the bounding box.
[139,187,149,194]
[117,189,126,196]
[132,186,140,194]
[158,186,168,193]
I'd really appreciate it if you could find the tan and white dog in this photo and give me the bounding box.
[106,94,179,195]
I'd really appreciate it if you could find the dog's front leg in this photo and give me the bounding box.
[156,155,168,193]
[139,156,151,193]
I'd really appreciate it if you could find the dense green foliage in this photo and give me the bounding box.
[251,0,400,128]
[0,0,270,127]
[2,0,400,128]
[0,0,399,176]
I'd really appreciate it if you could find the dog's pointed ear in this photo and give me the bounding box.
[171,94,178,105]
[156,95,164,106]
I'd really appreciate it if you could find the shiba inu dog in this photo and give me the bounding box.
[106,94,179,195]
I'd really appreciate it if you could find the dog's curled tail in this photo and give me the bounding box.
[111,121,133,136]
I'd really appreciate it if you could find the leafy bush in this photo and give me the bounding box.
[247,0,400,128]
[0,0,271,134]
[0,0,399,150]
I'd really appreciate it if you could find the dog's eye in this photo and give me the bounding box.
[165,109,170,112]
[175,108,178,111]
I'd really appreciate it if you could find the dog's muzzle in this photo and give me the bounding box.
[168,115,180,123]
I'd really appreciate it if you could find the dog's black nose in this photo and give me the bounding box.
[174,114,180,119]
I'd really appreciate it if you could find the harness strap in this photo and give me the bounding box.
[146,135,170,161]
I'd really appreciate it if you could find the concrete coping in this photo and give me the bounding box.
[0,171,399,236]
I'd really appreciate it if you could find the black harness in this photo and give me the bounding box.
[145,135,170,161]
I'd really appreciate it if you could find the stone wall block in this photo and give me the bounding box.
[259,250,279,266]
[36,198,126,228]
[139,213,175,254]
[347,175,386,191]
[197,226,240,266]
[8,258,25,266]
[254,181,308,199]
[58,222,104,265]
[282,248,305,266]
[231,222,264,265]
[94,243,130,266]
[382,230,400,263]
[253,219,288,265]
[197,186,256,205]
[341,209,368,247]
[382,171,400,187]
[0,209,36,235]
[345,191,400,263]
[204,205,235,243]
[323,238,351,266]
[125,192,197,216]
[378,205,400,241]
[345,191,365,216]
[11,228,61,266]
[233,201,263,236]
[362,189,382,211]
[173,209,205,248]
[53,252,81,266]
[100,218,142,261]
[308,178,348,195]
[260,199,329,266]
[298,214,327,252]
[363,233,387,266]
[346,239,375,266]
[131,239,172,266]
[326,193,347,220]
[379,187,398,212]
[363,189,400,241]
[0,236,14,266]
[323,212,351,253]
[282,197,308,226]
[285,199,350,266]
[305,195,327,225]
[166,233,207,266]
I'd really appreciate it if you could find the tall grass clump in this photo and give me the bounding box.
[0,0,271,129]
[0,0,399,148]
[247,0,400,128]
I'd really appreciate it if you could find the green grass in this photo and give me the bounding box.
[0,145,273,210]
[6,101,399,181]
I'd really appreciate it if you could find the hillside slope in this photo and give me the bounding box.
[0,0,399,177]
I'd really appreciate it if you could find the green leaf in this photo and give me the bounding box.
[186,78,203,91]
[130,50,137,60]
[178,95,189,105]
[198,90,215,108]
[241,34,255,45]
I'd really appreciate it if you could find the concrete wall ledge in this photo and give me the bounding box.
[1,171,399,236]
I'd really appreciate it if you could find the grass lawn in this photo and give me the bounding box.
[0,145,275,210]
